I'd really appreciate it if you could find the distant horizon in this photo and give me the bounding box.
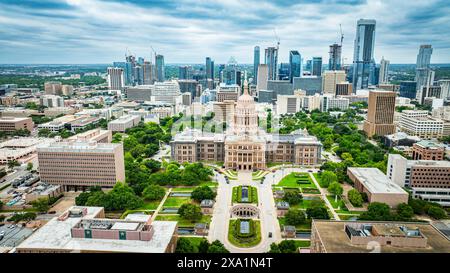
[2,63,450,66]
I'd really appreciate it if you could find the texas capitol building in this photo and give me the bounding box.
[170,81,322,171]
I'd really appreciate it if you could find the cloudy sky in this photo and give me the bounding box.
[0,0,449,64]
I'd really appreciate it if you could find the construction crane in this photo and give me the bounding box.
[150,46,157,62]
[339,24,344,47]
[273,28,280,50]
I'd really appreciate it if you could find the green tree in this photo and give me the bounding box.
[306,206,329,219]
[7,160,20,170]
[178,203,203,222]
[347,189,363,207]
[328,182,343,197]
[198,239,210,253]
[268,243,281,253]
[38,128,52,137]
[360,202,392,221]
[320,171,337,188]
[283,191,303,205]
[191,186,216,202]
[175,237,197,253]
[427,206,447,219]
[284,209,306,226]
[31,198,50,213]
[26,162,33,171]
[396,203,414,219]
[278,240,298,253]
[207,240,229,253]
[142,184,166,201]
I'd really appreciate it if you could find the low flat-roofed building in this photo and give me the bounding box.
[0,117,34,132]
[411,140,445,160]
[15,206,178,253]
[347,167,408,208]
[107,114,140,132]
[310,220,450,253]
[0,137,56,164]
[24,183,63,203]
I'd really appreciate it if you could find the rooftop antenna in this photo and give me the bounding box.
[273,28,280,50]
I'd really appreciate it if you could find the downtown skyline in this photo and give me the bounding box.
[0,0,450,64]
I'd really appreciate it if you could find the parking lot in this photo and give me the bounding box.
[0,224,33,248]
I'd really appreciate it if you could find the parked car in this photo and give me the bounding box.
[268,232,272,238]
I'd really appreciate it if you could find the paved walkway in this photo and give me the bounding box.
[151,188,172,221]
[309,172,340,220]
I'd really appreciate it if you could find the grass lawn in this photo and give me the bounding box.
[162,197,191,207]
[335,209,363,214]
[232,185,258,203]
[139,200,161,210]
[326,195,347,210]
[178,236,208,249]
[338,214,360,220]
[276,173,317,189]
[120,209,153,219]
[198,181,219,187]
[278,217,312,232]
[171,187,196,192]
[155,214,211,227]
[293,240,311,248]
[228,220,262,248]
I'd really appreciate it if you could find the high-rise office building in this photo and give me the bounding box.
[415,45,433,93]
[253,46,260,83]
[363,90,396,137]
[155,54,165,82]
[142,61,155,85]
[289,50,301,83]
[206,57,214,80]
[306,60,312,73]
[257,64,268,92]
[107,67,125,91]
[125,55,136,86]
[312,57,322,76]
[352,19,376,90]
[278,63,290,81]
[379,57,390,84]
[265,47,278,81]
[329,44,342,70]
[322,70,346,95]
[178,66,192,80]
[399,81,417,99]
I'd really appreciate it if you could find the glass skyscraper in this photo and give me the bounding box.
[352,19,376,90]
[155,54,165,82]
[289,50,301,83]
[312,57,322,76]
[415,45,433,92]
[253,46,260,83]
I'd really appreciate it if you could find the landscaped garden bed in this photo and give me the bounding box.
[228,219,261,248]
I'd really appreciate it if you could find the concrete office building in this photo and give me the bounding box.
[67,129,112,143]
[152,81,181,104]
[256,64,268,92]
[150,107,173,119]
[40,95,64,108]
[37,141,125,190]
[107,115,140,132]
[347,167,409,208]
[335,82,353,96]
[44,82,63,95]
[322,70,346,95]
[438,79,450,101]
[321,95,349,112]
[253,46,260,82]
[216,84,240,102]
[293,76,322,95]
[126,85,153,101]
[379,57,390,84]
[0,117,34,132]
[387,154,450,206]
[363,90,396,137]
[399,110,446,139]
[312,57,323,76]
[107,67,125,91]
[310,220,450,253]
[62,85,74,96]
[16,206,178,253]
